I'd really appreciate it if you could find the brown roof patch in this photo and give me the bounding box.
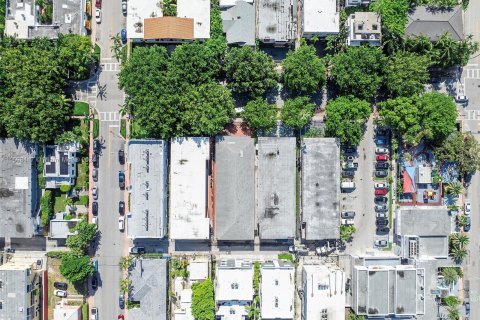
[144,17,194,40]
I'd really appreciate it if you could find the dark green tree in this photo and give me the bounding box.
[325,97,371,146]
[434,132,480,176]
[282,44,326,94]
[369,0,410,35]
[66,219,97,255]
[224,46,278,97]
[242,98,277,132]
[57,34,95,80]
[191,279,215,320]
[420,92,457,143]
[281,96,315,131]
[384,52,430,97]
[60,254,94,283]
[331,46,386,99]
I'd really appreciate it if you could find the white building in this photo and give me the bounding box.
[44,142,80,189]
[261,260,295,320]
[220,0,254,8]
[169,137,210,240]
[347,12,382,47]
[302,265,345,320]
[302,0,339,38]
[126,0,163,40]
[177,0,210,40]
[215,259,254,320]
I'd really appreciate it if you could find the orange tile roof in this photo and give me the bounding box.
[144,17,194,40]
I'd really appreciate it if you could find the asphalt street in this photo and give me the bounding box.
[91,0,127,318]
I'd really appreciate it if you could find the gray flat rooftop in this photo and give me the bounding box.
[215,136,255,241]
[127,140,168,239]
[397,207,450,237]
[129,258,167,320]
[221,1,256,46]
[258,137,296,240]
[418,236,448,258]
[258,0,296,43]
[301,138,340,240]
[0,266,30,318]
[0,138,38,238]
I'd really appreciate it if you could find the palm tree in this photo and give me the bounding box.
[246,302,260,320]
[120,278,132,293]
[110,34,122,61]
[406,35,433,55]
[446,305,459,320]
[119,256,134,271]
[456,215,467,228]
[446,182,463,197]
[119,103,131,118]
[457,234,470,247]
[449,247,468,262]
[441,267,460,285]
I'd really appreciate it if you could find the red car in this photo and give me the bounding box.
[96,0,101,8]
[376,154,389,161]
[375,189,389,196]
[118,315,124,320]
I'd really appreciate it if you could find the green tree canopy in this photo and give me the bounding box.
[242,98,277,132]
[60,254,94,283]
[224,46,278,97]
[57,34,95,80]
[281,96,315,131]
[434,131,480,176]
[369,0,409,35]
[282,44,326,94]
[331,46,386,99]
[421,92,457,142]
[325,96,371,146]
[384,52,430,97]
[192,278,215,320]
[66,219,97,255]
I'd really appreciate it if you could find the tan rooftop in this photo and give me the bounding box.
[353,12,381,34]
[144,16,194,40]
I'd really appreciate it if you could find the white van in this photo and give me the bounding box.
[341,181,356,190]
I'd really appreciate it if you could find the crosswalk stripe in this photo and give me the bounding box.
[465,69,480,79]
[98,112,120,122]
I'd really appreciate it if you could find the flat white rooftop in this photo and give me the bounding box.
[170,137,210,240]
[215,260,254,302]
[261,261,295,320]
[303,0,339,35]
[177,0,210,39]
[126,0,163,39]
[302,265,345,320]
[5,1,35,39]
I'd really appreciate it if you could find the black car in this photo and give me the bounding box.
[376,219,389,226]
[464,216,471,232]
[375,162,389,169]
[91,274,98,290]
[119,201,125,215]
[118,149,125,164]
[119,295,125,309]
[376,226,390,234]
[54,282,68,290]
[92,153,99,168]
[92,202,98,215]
[92,168,98,182]
[375,204,388,212]
[93,139,100,153]
[375,170,388,177]
[344,147,356,154]
[375,196,388,204]
[342,170,355,178]
[119,171,125,189]
[375,127,388,136]
[129,246,146,254]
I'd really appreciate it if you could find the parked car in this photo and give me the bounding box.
[118,149,125,164]
[375,239,388,247]
[341,219,354,225]
[120,28,127,43]
[92,187,98,200]
[344,147,356,154]
[95,0,101,8]
[119,201,125,215]
[374,182,389,189]
[92,153,99,167]
[343,162,358,170]
[118,316,125,320]
[91,307,98,320]
[119,171,125,189]
[54,290,67,298]
[375,196,388,204]
[375,147,389,154]
[345,155,355,162]
[375,170,388,178]
[93,139,100,152]
[465,302,470,315]
[375,204,388,211]
[376,226,390,234]
[376,219,389,226]
[375,137,388,145]
[91,274,98,290]
[464,216,471,232]
[118,216,125,231]
[376,154,389,161]
[455,95,469,103]
[129,246,146,254]
[341,181,356,190]
[375,162,389,169]
[375,189,388,196]
[375,127,388,136]
[341,211,355,219]
[376,212,387,219]
[95,9,102,23]
[92,168,98,182]
[54,282,68,290]
[288,245,308,255]
[92,216,98,225]
[342,170,355,178]
[119,295,125,309]
[92,201,98,215]
[464,202,471,215]
[121,0,127,13]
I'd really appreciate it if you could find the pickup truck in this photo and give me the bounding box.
[342,162,358,170]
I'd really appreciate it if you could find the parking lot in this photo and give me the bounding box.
[341,116,392,255]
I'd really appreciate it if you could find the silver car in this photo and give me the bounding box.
[92,187,98,200]
[375,239,388,247]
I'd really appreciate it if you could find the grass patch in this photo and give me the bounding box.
[75,156,89,191]
[142,253,163,259]
[76,195,89,206]
[277,253,294,263]
[131,120,148,138]
[74,102,89,116]
[93,119,99,138]
[53,191,68,213]
[82,303,89,320]
[120,119,127,139]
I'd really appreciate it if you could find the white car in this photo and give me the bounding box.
[464,202,471,215]
[375,147,388,154]
[91,307,98,320]
[95,9,102,23]
[455,95,468,103]
[341,219,354,225]
[375,239,388,247]
[118,216,125,231]
[54,290,67,297]
[375,182,389,189]
[376,212,387,219]
[122,0,127,13]
[92,216,98,225]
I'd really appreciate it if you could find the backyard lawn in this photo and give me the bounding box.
[53,191,68,213]
[74,102,89,116]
